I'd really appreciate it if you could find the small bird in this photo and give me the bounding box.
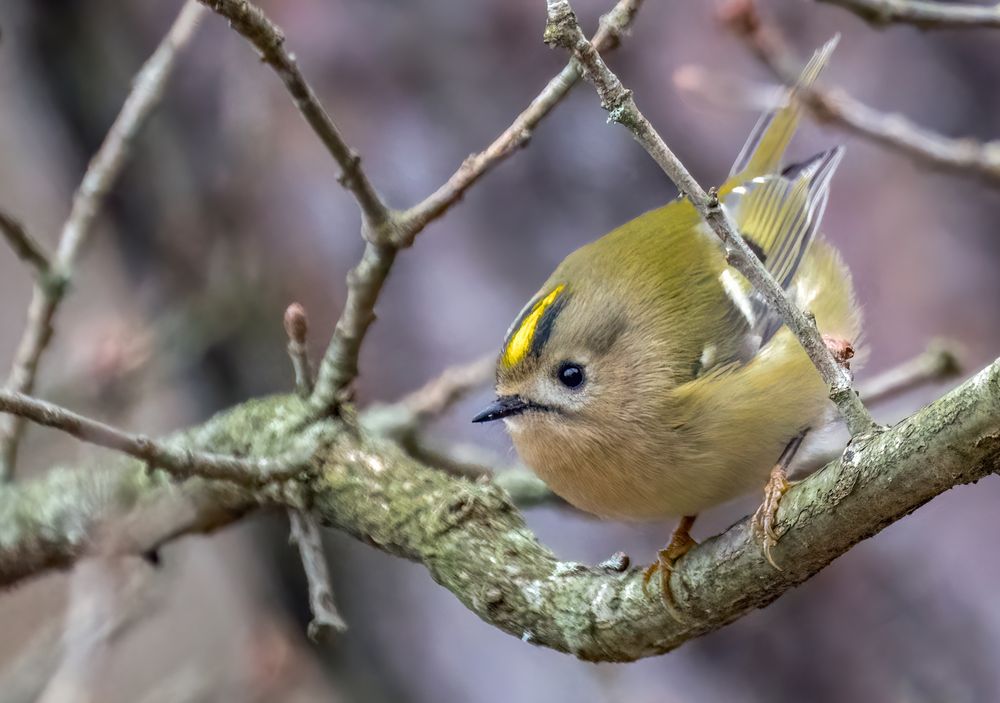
[472,39,860,584]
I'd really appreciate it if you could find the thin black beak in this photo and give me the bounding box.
[472,396,530,423]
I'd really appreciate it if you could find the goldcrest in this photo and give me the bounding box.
[474,40,860,531]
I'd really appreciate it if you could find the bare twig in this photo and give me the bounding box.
[0,0,206,481]
[857,340,962,405]
[542,0,876,436]
[0,391,309,485]
[399,0,644,234]
[280,303,345,639]
[289,510,348,640]
[0,210,51,278]
[817,0,1000,29]
[720,0,1000,187]
[311,242,397,410]
[284,303,313,396]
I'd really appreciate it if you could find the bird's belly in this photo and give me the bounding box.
[512,385,832,521]
[524,449,771,521]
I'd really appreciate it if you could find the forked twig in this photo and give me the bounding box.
[0,0,206,480]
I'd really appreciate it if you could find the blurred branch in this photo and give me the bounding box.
[0,0,206,481]
[0,210,51,279]
[542,0,875,437]
[35,558,134,703]
[0,563,154,703]
[857,340,962,405]
[1,358,998,661]
[289,510,348,640]
[197,0,389,230]
[673,64,780,112]
[816,0,1000,29]
[394,355,495,425]
[720,0,1000,187]
[0,391,309,486]
[402,437,555,506]
[399,0,644,234]
[361,355,494,443]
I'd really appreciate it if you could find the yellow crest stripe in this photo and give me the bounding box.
[501,284,566,368]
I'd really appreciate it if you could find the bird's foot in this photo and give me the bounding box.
[752,464,796,570]
[642,516,697,622]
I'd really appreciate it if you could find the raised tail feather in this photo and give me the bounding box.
[718,37,845,345]
[723,35,839,192]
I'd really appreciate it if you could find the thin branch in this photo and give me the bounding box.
[284,303,313,396]
[197,0,390,233]
[398,0,644,235]
[0,391,308,486]
[542,0,876,436]
[857,340,962,405]
[289,510,348,640]
[0,210,51,278]
[311,242,397,410]
[280,303,345,639]
[196,0,397,417]
[816,0,1000,29]
[0,0,206,481]
[720,0,1000,187]
[2,357,998,660]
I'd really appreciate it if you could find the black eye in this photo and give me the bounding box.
[556,362,585,389]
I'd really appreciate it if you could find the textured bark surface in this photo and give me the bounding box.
[2,359,997,661]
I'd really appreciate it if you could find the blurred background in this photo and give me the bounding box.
[1,0,999,701]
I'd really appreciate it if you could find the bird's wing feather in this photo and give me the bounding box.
[723,147,844,343]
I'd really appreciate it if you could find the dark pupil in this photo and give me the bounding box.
[558,363,585,389]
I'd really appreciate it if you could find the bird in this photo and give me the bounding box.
[472,38,860,592]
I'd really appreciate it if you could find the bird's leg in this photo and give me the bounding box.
[642,514,698,616]
[752,430,808,570]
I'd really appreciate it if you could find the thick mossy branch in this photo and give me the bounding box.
[2,359,998,661]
